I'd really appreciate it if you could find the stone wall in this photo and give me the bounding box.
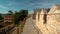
[36,9,49,34]
[35,5,60,34]
[10,18,26,34]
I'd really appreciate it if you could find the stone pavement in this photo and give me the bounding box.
[21,17,39,34]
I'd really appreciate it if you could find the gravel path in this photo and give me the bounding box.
[21,17,38,34]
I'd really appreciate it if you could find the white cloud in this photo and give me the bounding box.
[0,5,7,9]
[8,2,20,6]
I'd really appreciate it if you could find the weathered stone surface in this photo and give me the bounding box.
[35,5,60,34]
[36,9,49,34]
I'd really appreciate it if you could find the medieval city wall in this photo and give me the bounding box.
[35,5,60,34]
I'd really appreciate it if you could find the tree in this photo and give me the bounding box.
[47,8,50,13]
[8,10,13,15]
[0,13,4,20]
[14,9,28,25]
[19,9,28,21]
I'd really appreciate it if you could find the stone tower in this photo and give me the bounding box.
[33,8,41,19]
[47,4,60,34]
[36,8,49,34]
[35,4,60,34]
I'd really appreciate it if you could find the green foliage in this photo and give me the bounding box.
[47,8,50,13]
[0,13,4,20]
[6,9,28,26]
[7,10,13,15]
[13,9,28,25]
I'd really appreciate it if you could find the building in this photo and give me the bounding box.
[35,4,60,34]
[33,8,42,19]
[4,14,13,23]
[33,8,50,19]
[0,14,14,34]
[47,4,60,34]
[36,8,49,34]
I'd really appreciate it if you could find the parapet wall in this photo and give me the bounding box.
[35,5,60,34]
[36,13,60,34]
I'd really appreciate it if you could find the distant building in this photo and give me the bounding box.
[0,14,14,27]
[0,20,4,28]
[4,14,13,23]
[0,14,14,34]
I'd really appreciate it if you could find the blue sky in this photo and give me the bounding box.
[0,0,60,14]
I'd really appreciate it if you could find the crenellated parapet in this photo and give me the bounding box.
[35,4,60,34]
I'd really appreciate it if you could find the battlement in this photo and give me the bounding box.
[35,4,60,34]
